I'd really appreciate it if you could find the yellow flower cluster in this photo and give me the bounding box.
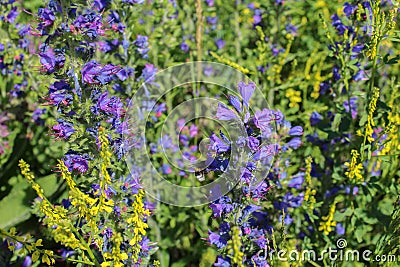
[18,160,87,264]
[127,189,151,263]
[227,225,244,266]
[344,150,364,181]
[88,128,115,230]
[58,160,102,232]
[380,93,400,155]
[99,127,112,186]
[209,51,250,74]
[101,233,129,267]
[318,203,337,236]
[285,88,302,109]
[365,87,380,143]
[304,157,316,209]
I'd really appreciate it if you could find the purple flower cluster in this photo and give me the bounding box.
[21,0,157,265]
[207,81,304,266]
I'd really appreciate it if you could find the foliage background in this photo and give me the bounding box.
[0,0,400,266]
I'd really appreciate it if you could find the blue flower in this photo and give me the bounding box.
[180,42,189,52]
[52,119,75,139]
[238,81,255,106]
[133,35,149,58]
[287,172,304,189]
[254,109,276,132]
[38,8,55,27]
[5,6,19,24]
[63,152,89,173]
[287,137,302,149]
[343,2,356,17]
[336,223,345,235]
[288,126,303,136]
[214,256,230,267]
[216,103,237,121]
[310,111,323,126]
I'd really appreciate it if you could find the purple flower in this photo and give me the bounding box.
[250,254,268,267]
[5,6,19,23]
[206,0,214,7]
[209,196,234,217]
[21,256,32,267]
[214,257,230,267]
[18,25,31,36]
[81,60,120,84]
[216,103,237,121]
[238,81,255,106]
[48,80,73,106]
[206,16,218,25]
[61,199,71,208]
[208,231,228,249]
[271,44,285,56]
[248,136,260,151]
[160,163,172,175]
[73,11,104,38]
[227,96,241,114]
[310,111,323,126]
[287,137,302,149]
[287,172,304,189]
[215,39,225,49]
[343,2,356,17]
[52,119,75,139]
[209,133,230,153]
[97,92,124,117]
[353,69,367,81]
[336,223,345,235]
[32,108,46,125]
[288,126,303,136]
[331,14,347,35]
[333,66,341,81]
[39,49,56,73]
[38,8,56,27]
[122,0,144,4]
[180,42,189,52]
[116,66,134,81]
[254,108,275,131]
[286,23,298,35]
[63,152,89,173]
[343,97,358,119]
[133,35,149,58]
[94,0,111,10]
[138,63,157,83]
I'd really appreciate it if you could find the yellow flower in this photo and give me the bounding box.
[286,88,302,109]
[344,150,364,181]
[227,226,244,266]
[319,203,337,235]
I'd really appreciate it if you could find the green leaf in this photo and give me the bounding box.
[0,177,31,229]
[359,114,368,127]
[331,113,342,132]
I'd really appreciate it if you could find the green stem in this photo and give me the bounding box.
[70,224,101,267]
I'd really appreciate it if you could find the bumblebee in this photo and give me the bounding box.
[192,160,209,182]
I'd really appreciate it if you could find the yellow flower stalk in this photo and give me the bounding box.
[127,189,151,263]
[209,51,250,74]
[344,150,364,181]
[364,87,380,143]
[304,157,316,209]
[227,226,244,266]
[319,203,337,236]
